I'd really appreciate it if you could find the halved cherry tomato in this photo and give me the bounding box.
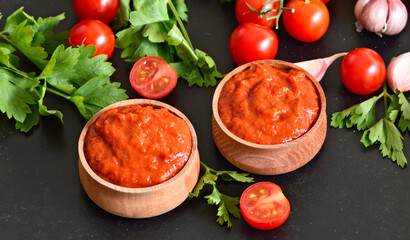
[282,0,330,42]
[73,0,119,24]
[67,19,115,59]
[240,182,290,230]
[235,0,280,29]
[129,56,178,99]
[340,48,386,95]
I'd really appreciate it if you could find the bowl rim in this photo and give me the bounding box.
[212,59,326,149]
[78,98,198,194]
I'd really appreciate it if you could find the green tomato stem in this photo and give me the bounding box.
[265,0,294,29]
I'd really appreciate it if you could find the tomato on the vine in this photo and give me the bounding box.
[282,0,330,42]
[235,0,280,29]
[73,0,119,24]
[229,22,279,66]
[67,19,115,59]
[129,56,178,99]
[240,182,290,230]
[340,48,386,95]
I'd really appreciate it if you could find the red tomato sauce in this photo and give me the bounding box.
[218,64,320,144]
[84,105,192,188]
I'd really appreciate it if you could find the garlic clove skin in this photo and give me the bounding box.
[355,0,371,20]
[387,52,410,93]
[361,0,389,36]
[384,0,408,35]
[294,52,347,82]
[354,0,408,37]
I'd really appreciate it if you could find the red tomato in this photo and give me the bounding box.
[229,22,279,66]
[240,182,290,230]
[282,0,330,42]
[340,48,386,95]
[235,0,280,28]
[67,19,115,59]
[73,0,119,24]
[321,0,330,3]
[129,56,178,99]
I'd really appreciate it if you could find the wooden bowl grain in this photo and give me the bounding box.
[212,60,327,175]
[78,99,200,218]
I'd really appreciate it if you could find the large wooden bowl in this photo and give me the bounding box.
[212,60,327,175]
[78,99,200,218]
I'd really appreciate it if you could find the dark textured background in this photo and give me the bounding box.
[1,0,410,239]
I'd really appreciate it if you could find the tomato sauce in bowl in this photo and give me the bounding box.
[212,60,326,175]
[218,63,320,145]
[83,104,192,188]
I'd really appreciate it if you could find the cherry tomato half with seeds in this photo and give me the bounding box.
[282,0,330,42]
[74,0,119,24]
[229,22,279,66]
[340,48,386,95]
[67,19,115,59]
[240,182,290,230]
[235,0,280,29]
[129,56,178,99]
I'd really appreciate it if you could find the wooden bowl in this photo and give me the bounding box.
[212,60,327,175]
[78,99,200,218]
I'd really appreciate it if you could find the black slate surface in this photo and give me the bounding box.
[1,0,410,239]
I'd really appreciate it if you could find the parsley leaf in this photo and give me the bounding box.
[70,74,127,119]
[397,93,410,132]
[0,67,37,123]
[190,161,253,227]
[0,8,128,132]
[112,0,132,30]
[205,185,241,228]
[1,8,66,70]
[41,45,116,95]
[361,119,406,167]
[0,42,20,68]
[331,84,409,168]
[115,0,224,87]
[330,96,380,131]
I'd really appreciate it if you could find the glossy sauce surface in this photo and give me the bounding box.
[218,64,320,144]
[84,105,192,188]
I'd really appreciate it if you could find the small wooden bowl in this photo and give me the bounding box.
[78,99,200,218]
[212,60,327,175]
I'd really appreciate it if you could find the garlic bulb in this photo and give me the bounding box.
[387,52,410,93]
[355,0,408,37]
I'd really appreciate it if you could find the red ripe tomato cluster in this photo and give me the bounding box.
[67,0,119,59]
[229,0,330,66]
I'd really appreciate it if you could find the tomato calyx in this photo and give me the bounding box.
[243,0,294,29]
[244,1,278,18]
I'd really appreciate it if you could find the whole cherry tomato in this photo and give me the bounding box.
[340,48,386,95]
[282,0,330,42]
[67,19,116,59]
[229,22,279,66]
[129,56,178,99]
[73,0,119,24]
[240,182,290,230]
[235,0,280,29]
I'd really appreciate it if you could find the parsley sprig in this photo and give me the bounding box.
[331,84,410,167]
[190,161,254,227]
[0,8,128,132]
[114,0,224,87]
